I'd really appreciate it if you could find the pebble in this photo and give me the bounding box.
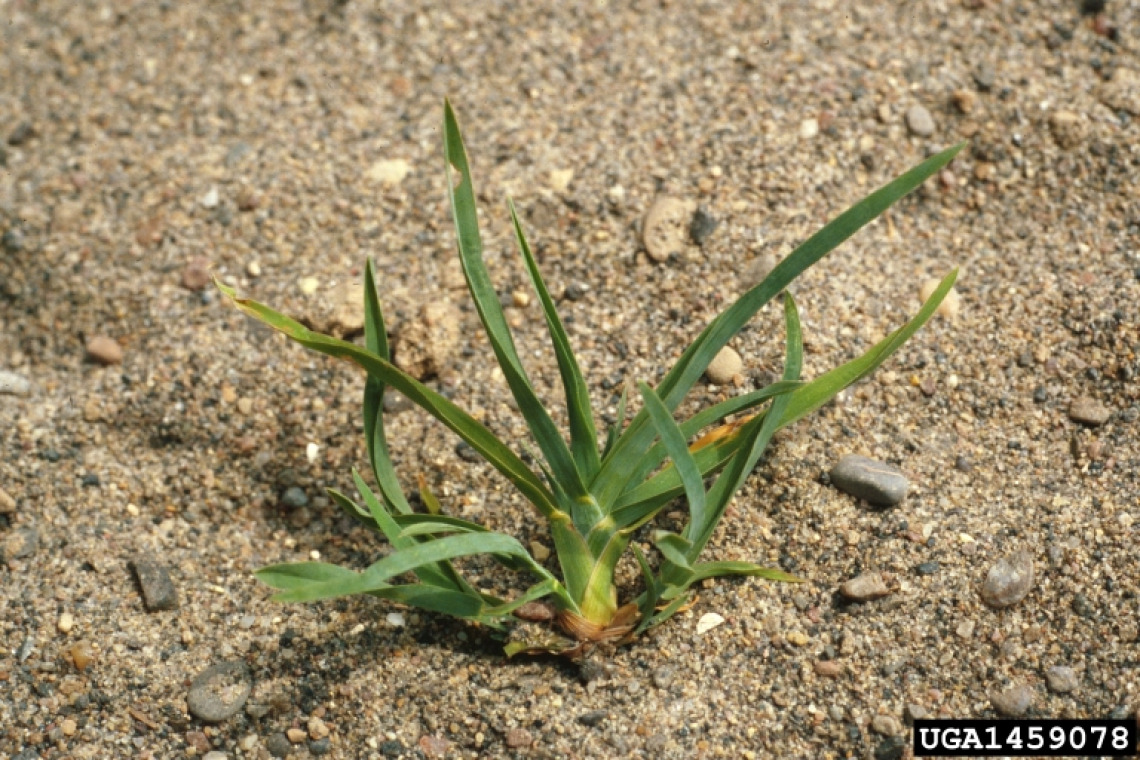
[66,640,95,670]
[394,301,462,380]
[989,683,1033,717]
[577,709,608,727]
[266,733,292,758]
[280,486,309,509]
[1045,665,1079,693]
[1049,110,1085,149]
[1069,396,1110,426]
[505,728,532,748]
[919,278,961,319]
[58,612,75,633]
[642,196,695,262]
[688,206,718,245]
[85,335,124,366]
[417,735,450,758]
[200,187,220,208]
[304,279,365,338]
[181,257,213,291]
[187,661,253,723]
[829,454,909,507]
[307,716,330,740]
[1,527,38,560]
[872,714,903,736]
[905,104,935,137]
[0,370,31,396]
[915,561,940,576]
[130,558,179,611]
[814,660,842,677]
[980,551,1035,608]
[2,227,25,252]
[61,718,77,736]
[286,727,307,744]
[874,736,907,760]
[705,347,742,385]
[839,571,891,602]
[696,612,726,635]
[974,62,996,91]
[366,158,410,186]
[652,665,676,689]
[799,118,819,139]
[309,738,331,755]
[299,276,320,295]
[203,753,227,760]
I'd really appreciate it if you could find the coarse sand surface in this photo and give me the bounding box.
[2,1,1139,758]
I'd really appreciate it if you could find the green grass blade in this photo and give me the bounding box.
[652,531,695,573]
[217,277,561,520]
[688,561,804,584]
[591,143,966,506]
[639,382,706,535]
[508,200,601,480]
[256,562,359,591]
[395,514,490,538]
[327,488,379,532]
[417,473,442,515]
[366,584,487,618]
[265,532,560,604]
[630,543,661,636]
[442,101,593,514]
[361,259,414,515]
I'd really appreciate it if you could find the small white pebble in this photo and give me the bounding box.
[200,187,219,208]
[309,550,320,560]
[58,612,75,633]
[126,503,140,516]
[696,612,725,635]
[246,260,261,277]
[386,612,406,628]
[300,277,320,295]
[305,442,319,463]
[799,118,819,139]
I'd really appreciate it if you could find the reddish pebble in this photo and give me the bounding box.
[85,336,123,365]
[181,257,212,291]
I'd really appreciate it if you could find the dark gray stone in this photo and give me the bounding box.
[689,207,718,245]
[187,661,252,723]
[266,733,292,758]
[130,559,179,611]
[280,486,309,509]
[830,454,909,507]
[309,738,331,755]
[577,709,608,727]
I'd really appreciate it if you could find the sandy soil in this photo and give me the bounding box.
[2,1,1139,758]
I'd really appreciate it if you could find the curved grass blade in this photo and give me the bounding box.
[395,514,491,538]
[216,277,561,520]
[443,100,592,514]
[509,200,601,481]
[327,488,379,532]
[591,143,967,507]
[631,543,661,635]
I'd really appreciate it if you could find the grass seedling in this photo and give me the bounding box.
[218,100,961,657]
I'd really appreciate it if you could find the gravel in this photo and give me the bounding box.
[2,1,1138,758]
